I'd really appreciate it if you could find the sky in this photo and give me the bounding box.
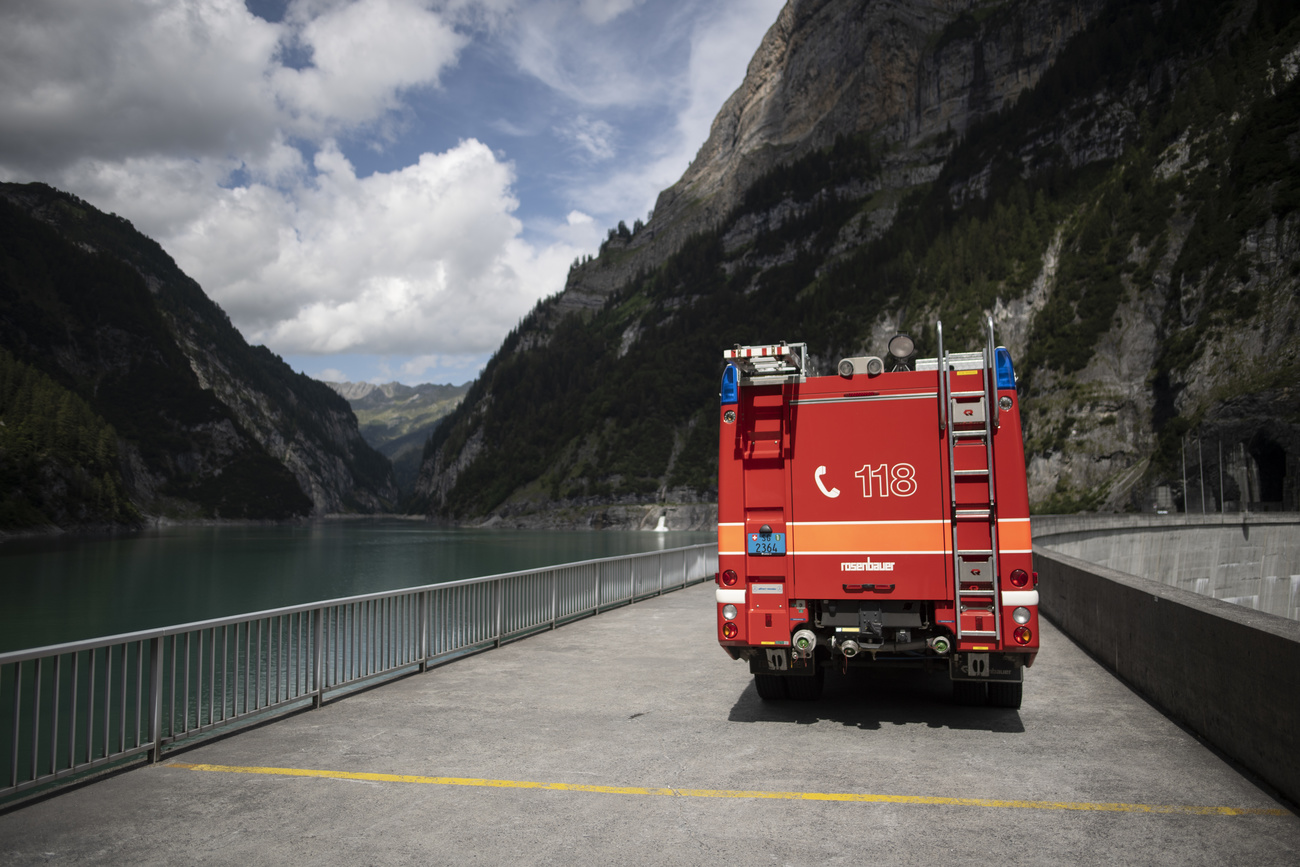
[0,0,784,385]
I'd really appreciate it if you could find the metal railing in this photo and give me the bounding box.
[1,543,717,803]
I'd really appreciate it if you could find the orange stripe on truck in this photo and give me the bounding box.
[998,519,1032,551]
[789,521,949,554]
[718,523,745,553]
[724,519,1029,555]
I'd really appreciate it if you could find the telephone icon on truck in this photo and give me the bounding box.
[814,466,840,498]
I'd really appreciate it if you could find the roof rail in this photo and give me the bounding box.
[723,342,808,384]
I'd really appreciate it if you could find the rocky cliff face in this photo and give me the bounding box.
[417,0,1300,524]
[559,0,1106,310]
[0,183,397,522]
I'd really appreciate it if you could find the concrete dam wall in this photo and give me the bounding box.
[1032,513,1300,806]
[1034,513,1300,621]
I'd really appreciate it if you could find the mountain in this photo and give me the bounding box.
[0,182,397,529]
[414,0,1300,525]
[325,380,468,499]
[0,346,139,530]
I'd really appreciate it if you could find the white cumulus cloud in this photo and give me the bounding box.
[0,0,786,382]
[151,139,578,356]
[273,0,467,133]
[0,0,281,173]
[0,0,572,364]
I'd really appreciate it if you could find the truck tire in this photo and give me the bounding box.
[952,680,986,706]
[987,681,1023,709]
[785,668,825,701]
[754,674,788,700]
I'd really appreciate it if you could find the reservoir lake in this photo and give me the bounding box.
[0,520,714,653]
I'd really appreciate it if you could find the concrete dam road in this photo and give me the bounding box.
[1,583,1296,865]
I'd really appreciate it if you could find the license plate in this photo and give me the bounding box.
[747,533,785,556]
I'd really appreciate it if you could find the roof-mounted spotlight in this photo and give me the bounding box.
[888,333,915,359]
[887,333,915,370]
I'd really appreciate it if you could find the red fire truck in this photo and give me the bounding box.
[715,319,1037,708]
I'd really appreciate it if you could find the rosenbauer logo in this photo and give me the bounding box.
[841,558,895,572]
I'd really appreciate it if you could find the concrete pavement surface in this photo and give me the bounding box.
[1,581,1297,865]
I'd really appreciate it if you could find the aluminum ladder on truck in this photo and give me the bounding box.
[935,318,1002,642]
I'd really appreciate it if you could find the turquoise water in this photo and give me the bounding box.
[0,521,713,652]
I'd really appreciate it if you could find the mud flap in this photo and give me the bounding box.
[749,648,816,676]
[950,652,1023,683]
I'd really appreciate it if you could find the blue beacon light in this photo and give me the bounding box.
[994,347,1016,390]
[720,364,739,405]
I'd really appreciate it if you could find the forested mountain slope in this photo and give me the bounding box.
[0,184,397,528]
[0,346,139,529]
[415,0,1300,524]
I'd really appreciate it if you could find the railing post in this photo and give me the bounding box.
[551,569,558,630]
[148,636,164,763]
[494,580,503,648]
[9,662,19,789]
[419,591,430,672]
[312,607,325,709]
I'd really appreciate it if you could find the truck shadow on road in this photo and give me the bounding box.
[726,668,1025,733]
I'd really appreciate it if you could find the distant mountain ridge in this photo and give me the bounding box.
[415,0,1300,525]
[330,380,468,412]
[325,380,468,500]
[0,182,397,529]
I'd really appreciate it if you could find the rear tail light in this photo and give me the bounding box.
[1010,568,1028,587]
[722,604,737,620]
[1013,626,1032,645]
[721,569,738,586]
[722,622,738,639]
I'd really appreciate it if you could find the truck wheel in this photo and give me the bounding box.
[952,680,986,706]
[987,681,1023,709]
[754,674,788,700]
[785,668,824,701]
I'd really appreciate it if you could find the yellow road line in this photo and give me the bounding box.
[166,763,1288,817]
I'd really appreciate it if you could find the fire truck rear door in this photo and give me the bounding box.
[787,385,950,600]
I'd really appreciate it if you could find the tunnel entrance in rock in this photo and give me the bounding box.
[1250,434,1286,503]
